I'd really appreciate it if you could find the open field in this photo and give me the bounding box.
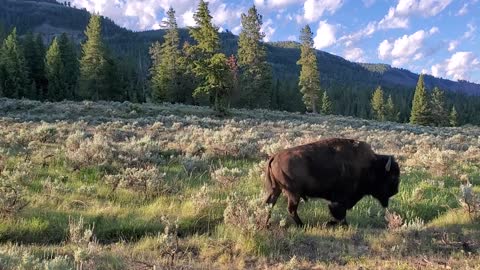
[0,98,479,269]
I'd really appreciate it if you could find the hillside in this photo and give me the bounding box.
[1,97,480,268]
[1,0,479,96]
[2,0,480,125]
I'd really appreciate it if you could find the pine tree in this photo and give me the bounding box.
[226,54,239,109]
[237,5,272,108]
[385,94,399,122]
[371,86,385,121]
[297,25,320,113]
[410,74,431,125]
[58,33,79,99]
[45,37,67,101]
[321,91,333,114]
[150,8,183,103]
[79,15,117,100]
[189,0,230,114]
[449,106,458,127]
[0,28,28,98]
[23,33,47,100]
[431,86,448,126]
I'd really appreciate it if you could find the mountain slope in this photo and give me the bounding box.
[1,0,479,96]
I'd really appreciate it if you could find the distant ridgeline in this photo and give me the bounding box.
[1,0,480,124]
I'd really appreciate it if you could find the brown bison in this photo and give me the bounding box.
[264,138,400,226]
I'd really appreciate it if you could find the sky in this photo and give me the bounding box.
[62,0,480,83]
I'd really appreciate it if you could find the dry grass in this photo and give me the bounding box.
[0,98,479,269]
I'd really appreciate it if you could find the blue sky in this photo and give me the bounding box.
[64,0,480,83]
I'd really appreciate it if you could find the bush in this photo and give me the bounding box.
[223,193,271,234]
[210,167,243,186]
[105,166,168,195]
[459,182,480,221]
[65,132,116,169]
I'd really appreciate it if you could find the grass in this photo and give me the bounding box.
[0,98,479,269]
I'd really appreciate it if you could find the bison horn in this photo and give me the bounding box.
[385,156,392,172]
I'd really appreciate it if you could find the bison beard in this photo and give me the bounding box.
[264,138,400,227]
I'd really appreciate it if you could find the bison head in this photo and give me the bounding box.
[371,155,400,208]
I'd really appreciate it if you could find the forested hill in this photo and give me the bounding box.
[1,0,480,123]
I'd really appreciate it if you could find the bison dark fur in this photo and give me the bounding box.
[264,138,400,226]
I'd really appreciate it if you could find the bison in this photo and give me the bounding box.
[264,138,400,226]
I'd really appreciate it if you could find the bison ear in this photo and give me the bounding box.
[385,156,392,172]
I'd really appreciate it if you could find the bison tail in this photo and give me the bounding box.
[264,156,278,199]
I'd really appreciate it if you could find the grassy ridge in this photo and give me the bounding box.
[0,98,479,269]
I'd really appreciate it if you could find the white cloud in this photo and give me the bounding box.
[463,23,476,39]
[448,40,459,52]
[429,27,439,34]
[395,0,452,17]
[262,18,276,42]
[63,0,241,30]
[378,7,409,29]
[363,0,375,7]
[313,20,337,49]
[256,0,299,8]
[378,28,438,66]
[429,52,480,81]
[431,64,441,77]
[378,0,451,30]
[339,21,376,46]
[182,10,196,27]
[445,52,480,80]
[303,0,344,22]
[287,35,297,41]
[378,40,393,60]
[344,47,365,62]
[457,3,469,16]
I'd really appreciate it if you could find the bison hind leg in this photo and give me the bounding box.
[286,192,304,227]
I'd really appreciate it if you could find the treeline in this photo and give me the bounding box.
[0,0,479,125]
[371,74,458,126]
[0,19,145,102]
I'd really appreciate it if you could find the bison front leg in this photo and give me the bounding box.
[286,193,304,227]
[327,202,348,227]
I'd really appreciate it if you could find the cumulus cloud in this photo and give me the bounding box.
[344,47,365,62]
[378,0,452,30]
[255,0,299,8]
[378,7,409,29]
[313,20,337,49]
[377,28,438,66]
[448,40,459,52]
[262,18,276,42]
[463,23,476,39]
[63,0,241,30]
[430,52,480,81]
[363,0,376,7]
[303,0,344,22]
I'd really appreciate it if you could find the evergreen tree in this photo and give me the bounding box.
[150,8,183,103]
[23,33,47,100]
[58,33,79,99]
[79,15,118,100]
[0,28,28,98]
[297,25,320,113]
[45,37,67,101]
[321,91,333,114]
[371,86,385,121]
[237,5,272,108]
[226,54,239,109]
[189,0,230,114]
[385,94,399,122]
[449,106,458,127]
[410,74,431,125]
[431,86,448,126]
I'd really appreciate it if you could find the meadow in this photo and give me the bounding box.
[0,98,479,269]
